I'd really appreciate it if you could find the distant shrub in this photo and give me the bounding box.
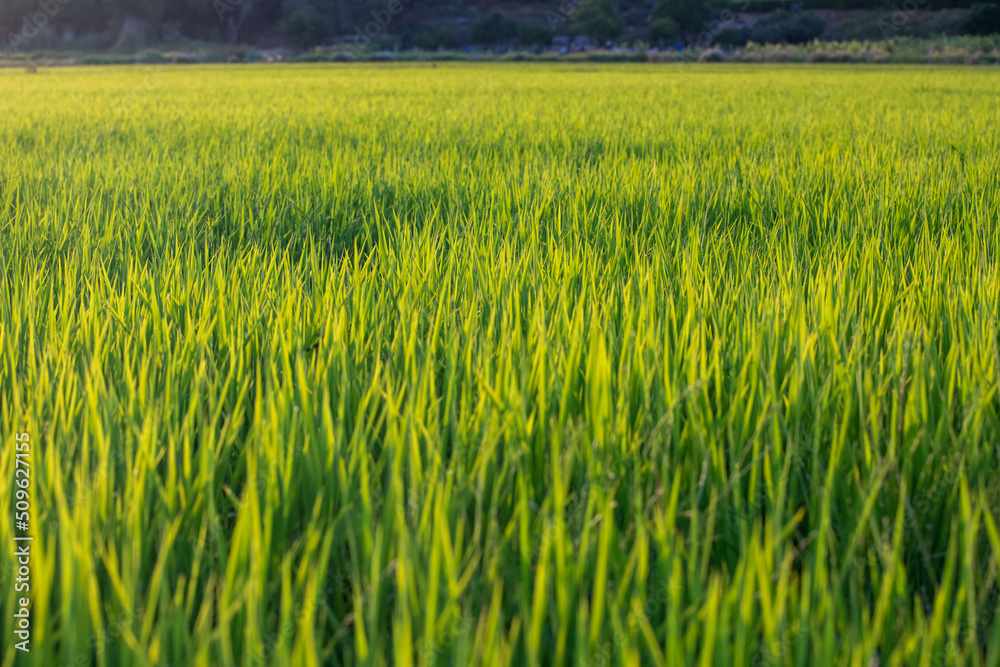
[289,50,327,63]
[806,50,858,62]
[749,11,825,44]
[697,48,731,61]
[500,51,539,61]
[79,54,134,65]
[421,51,473,61]
[196,48,226,63]
[583,50,645,62]
[715,27,749,47]
[646,49,695,62]
[135,49,169,64]
[763,49,798,62]
[410,26,463,50]
[169,52,200,64]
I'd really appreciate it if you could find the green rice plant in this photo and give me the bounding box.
[0,63,999,666]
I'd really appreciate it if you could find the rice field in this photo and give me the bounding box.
[1,63,1000,667]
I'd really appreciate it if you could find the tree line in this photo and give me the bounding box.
[1,0,995,52]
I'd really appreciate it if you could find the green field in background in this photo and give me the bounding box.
[2,64,1000,666]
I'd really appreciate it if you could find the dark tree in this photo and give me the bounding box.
[570,0,624,42]
[472,13,517,44]
[648,6,680,45]
[651,0,710,35]
[962,3,1000,34]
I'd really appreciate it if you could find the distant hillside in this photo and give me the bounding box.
[2,0,997,53]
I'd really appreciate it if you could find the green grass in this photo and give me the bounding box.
[1,63,999,667]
